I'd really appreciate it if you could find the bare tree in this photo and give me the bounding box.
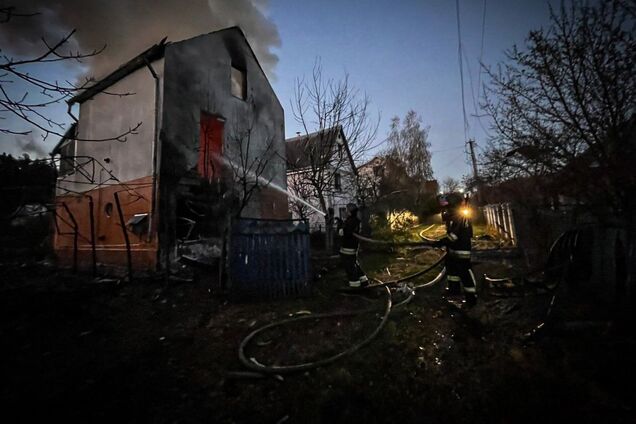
[382,110,435,212]
[385,110,434,181]
[287,170,317,221]
[442,177,461,194]
[481,1,636,282]
[224,106,277,218]
[289,60,379,249]
[0,7,140,142]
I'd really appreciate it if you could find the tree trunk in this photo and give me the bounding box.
[325,214,334,254]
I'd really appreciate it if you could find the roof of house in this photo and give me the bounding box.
[68,39,168,105]
[285,126,357,175]
[51,123,77,155]
[68,26,268,105]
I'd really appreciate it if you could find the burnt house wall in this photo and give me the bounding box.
[53,59,164,271]
[158,27,286,268]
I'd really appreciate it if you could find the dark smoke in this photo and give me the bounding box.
[0,0,281,79]
[17,134,48,158]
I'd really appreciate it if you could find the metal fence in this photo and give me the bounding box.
[228,218,311,300]
[482,203,517,245]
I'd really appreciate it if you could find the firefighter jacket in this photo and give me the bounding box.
[339,214,360,255]
[433,216,473,259]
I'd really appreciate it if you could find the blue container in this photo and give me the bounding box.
[229,218,311,300]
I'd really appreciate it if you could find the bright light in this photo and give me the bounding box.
[387,210,419,231]
[460,207,472,218]
[458,188,465,193]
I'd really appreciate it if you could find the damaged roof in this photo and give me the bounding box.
[68,39,168,105]
[51,123,77,155]
[68,26,268,105]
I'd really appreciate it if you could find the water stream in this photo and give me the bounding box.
[218,154,326,217]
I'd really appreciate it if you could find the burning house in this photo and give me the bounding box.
[52,27,287,272]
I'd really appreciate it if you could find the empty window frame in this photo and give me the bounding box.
[334,172,342,190]
[58,139,76,175]
[231,65,247,100]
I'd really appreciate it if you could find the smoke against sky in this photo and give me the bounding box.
[0,0,558,184]
[17,133,48,158]
[0,0,281,79]
[0,0,281,157]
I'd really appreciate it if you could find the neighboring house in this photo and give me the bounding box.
[51,27,287,271]
[357,155,439,202]
[285,126,357,230]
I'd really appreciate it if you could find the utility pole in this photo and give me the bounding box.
[467,138,479,180]
[467,138,481,203]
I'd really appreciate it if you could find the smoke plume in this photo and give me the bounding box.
[17,134,48,158]
[0,0,281,79]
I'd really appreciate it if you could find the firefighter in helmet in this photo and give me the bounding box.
[433,193,477,305]
[339,203,369,288]
[438,194,452,231]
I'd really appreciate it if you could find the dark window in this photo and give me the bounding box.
[334,173,342,190]
[231,66,247,100]
[58,139,76,175]
[339,207,347,219]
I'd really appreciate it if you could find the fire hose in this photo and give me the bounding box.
[237,250,447,375]
[353,233,435,247]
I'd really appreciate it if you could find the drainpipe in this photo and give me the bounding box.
[145,60,161,245]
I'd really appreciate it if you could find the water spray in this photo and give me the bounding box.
[217,154,326,217]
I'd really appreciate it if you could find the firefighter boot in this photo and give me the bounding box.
[446,278,461,295]
[465,292,477,307]
[359,275,370,288]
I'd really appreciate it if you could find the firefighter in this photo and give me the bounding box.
[339,203,369,288]
[438,194,452,231]
[433,194,477,305]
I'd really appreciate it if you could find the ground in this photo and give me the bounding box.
[1,225,634,423]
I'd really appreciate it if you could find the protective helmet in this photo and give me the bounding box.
[445,193,463,209]
[346,203,358,213]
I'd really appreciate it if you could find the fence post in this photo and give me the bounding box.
[87,195,97,276]
[505,203,517,245]
[61,202,78,273]
[114,192,133,282]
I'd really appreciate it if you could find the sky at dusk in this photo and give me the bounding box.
[0,0,556,182]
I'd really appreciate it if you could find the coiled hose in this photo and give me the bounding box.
[237,252,446,374]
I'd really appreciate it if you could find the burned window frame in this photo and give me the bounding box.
[230,64,247,100]
[57,138,76,176]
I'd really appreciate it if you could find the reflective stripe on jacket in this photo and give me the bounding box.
[449,249,471,259]
[340,247,358,255]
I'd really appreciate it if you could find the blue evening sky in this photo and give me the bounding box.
[268,0,553,182]
[1,0,555,183]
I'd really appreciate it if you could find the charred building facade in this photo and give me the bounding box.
[52,27,287,272]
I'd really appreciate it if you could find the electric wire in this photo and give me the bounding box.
[455,0,469,141]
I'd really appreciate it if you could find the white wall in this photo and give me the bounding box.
[57,58,164,195]
[287,166,357,230]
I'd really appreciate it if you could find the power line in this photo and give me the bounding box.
[477,0,487,104]
[455,0,469,142]
[430,144,465,153]
[440,151,467,168]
